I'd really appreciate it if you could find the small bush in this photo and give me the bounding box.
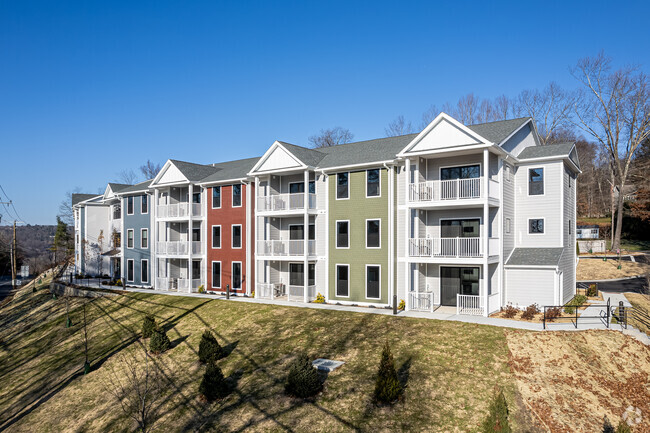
[313,293,325,303]
[149,328,171,354]
[199,362,229,401]
[501,304,519,319]
[250,290,255,298]
[198,285,205,294]
[285,354,322,398]
[374,342,401,404]
[521,304,540,320]
[480,388,511,433]
[198,330,222,363]
[142,315,157,338]
[602,416,614,433]
[616,420,632,433]
[545,307,562,322]
[587,283,598,297]
[398,299,405,311]
[564,294,588,314]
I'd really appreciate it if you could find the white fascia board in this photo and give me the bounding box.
[399,142,496,158]
[504,264,559,270]
[496,118,533,147]
[518,156,581,173]
[248,141,308,175]
[197,177,251,187]
[319,160,396,173]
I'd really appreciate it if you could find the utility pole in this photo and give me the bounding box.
[11,221,17,292]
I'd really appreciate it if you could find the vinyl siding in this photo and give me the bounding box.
[502,163,515,260]
[560,166,577,303]
[123,194,152,286]
[506,268,555,307]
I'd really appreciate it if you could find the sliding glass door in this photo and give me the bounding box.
[440,267,480,306]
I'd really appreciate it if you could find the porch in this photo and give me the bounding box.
[156,258,205,293]
[255,260,317,302]
[156,185,203,218]
[255,172,319,214]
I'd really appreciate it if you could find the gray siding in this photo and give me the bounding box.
[123,194,152,286]
[502,163,515,259]
[560,166,577,303]
[506,268,555,307]
[501,123,536,156]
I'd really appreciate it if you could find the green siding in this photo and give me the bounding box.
[329,168,389,304]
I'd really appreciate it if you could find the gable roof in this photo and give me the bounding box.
[168,159,220,181]
[71,193,100,206]
[107,183,131,193]
[505,248,564,267]
[317,134,418,168]
[276,142,327,167]
[199,157,261,184]
[117,179,153,195]
[518,142,580,169]
[467,117,531,144]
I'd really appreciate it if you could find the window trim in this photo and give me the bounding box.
[505,218,511,234]
[335,264,350,298]
[365,264,381,300]
[336,172,350,200]
[211,225,221,249]
[212,186,221,209]
[211,261,221,289]
[366,168,381,198]
[141,259,149,284]
[505,164,512,182]
[127,229,134,249]
[232,224,242,249]
[141,195,148,214]
[438,163,482,181]
[232,184,243,208]
[528,167,545,196]
[439,217,482,238]
[127,196,134,215]
[126,259,134,282]
[232,261,242,290]
[336,220,350,249]
[288,181,305,195]
[528,217,546,235]
[140,228,148,249]
[365,218,381,249]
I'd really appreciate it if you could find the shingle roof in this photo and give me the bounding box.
[107,183,131,193]
[467,117,531,144]
[518,142,579,169]
[505,248,564,267]
[200,157,261,184]
[71,193,100,206]
[169,159,220,181]
[316,134,418,168]
[276,142,327,167]
[118,179,153,194]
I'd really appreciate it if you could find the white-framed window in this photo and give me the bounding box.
[529,218,545,234]
[141,259,149,284]
[366,264,381,300]
[232,224,242,248]
[141,195,148,214]
[212,225,221,249]
[212,186,221,208]
[211,261,221,289]
[127,196,134,215]
[127,229,134,249]
[141,228,148,249]
[336,172,349,199]
[126,259,134,282]
[528,168,544,196]
[336,220,349,248]
[366,169,380,197]
[366,219,380,248]
[336,264,349,297]
[232,262,242,290]
[505,218,511,234]
[232,184,242,207]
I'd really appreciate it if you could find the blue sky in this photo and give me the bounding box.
[1,0,648,225]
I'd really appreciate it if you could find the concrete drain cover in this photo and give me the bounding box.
[312,358,344,372]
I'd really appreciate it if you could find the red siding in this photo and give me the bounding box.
[206,183,254,294]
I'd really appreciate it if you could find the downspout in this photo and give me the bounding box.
[384,162,394,309]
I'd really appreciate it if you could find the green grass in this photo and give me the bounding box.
[577,217,611,224]
[0,282,534,432]
[606,239,650,252]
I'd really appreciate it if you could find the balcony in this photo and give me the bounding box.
[257,240,316,257]
[157,203,203,218]
[155,277,202,293]
[256,282,317,302]
[156,241,204,255]
[257,193,317,213]
[408,178,499,204]
[408,237,499,258]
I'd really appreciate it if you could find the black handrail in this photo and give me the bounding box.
[542,298,610,330]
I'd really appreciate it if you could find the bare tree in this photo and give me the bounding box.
[117,169,139,185]
[308,127,354,148]
[385,115,415,137]
[420,105,439,129]
[104,344,163,433]
[140,160,162,180]
[571,52,650,249]
[58,188,82,226]
[514,82,574,144]
[494,95,513,120]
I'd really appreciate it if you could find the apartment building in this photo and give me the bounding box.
[72,112,579,316]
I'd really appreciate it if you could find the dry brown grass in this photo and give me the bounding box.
[577,258,650,280]
[624,293,650,335]
[506,329,650,432]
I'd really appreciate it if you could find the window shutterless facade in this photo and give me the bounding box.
[528,168,544,195]
[529,218,544,234]
[366,265,380,299]
[127,259,134,282]
[212,226,221,248]
[211,261,221,288]
[127,229,134,248]
[141,195,148,214]
[232,262,242,289]
[336,221,349,248]
[127,196,134,215]
[337,172,349,199]
[336,265,349,297]
[232,225,242,248]
[232,184,242,207]
[366,219,380,248]
[141,259,149,284]
[366,169,380,197]
[212,186,221,208]
[141,229,148,249]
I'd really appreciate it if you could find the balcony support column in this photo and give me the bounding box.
[483,148,489,316]
[188,183,193,294]
[153,189,159,291]
[405,158,411,311]
[303,169,309,303]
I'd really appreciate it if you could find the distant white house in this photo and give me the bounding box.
[576,225,599,239]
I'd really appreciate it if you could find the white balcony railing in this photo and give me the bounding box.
[410,292,434,312]
[156,277,191,292]
[409,178,499,203]
[457,294,483,316]
[156,241,203,255]
[157,203,190,218]
[257,240,316,257]
[256,283,273,299]
[288,285,317,302]
[191,241,203,254]
[257,193,317,212]
[408,237,482,258]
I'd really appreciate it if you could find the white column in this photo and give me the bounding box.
[245,181,252,296]
[387,164,394,308]
[483,149,489,316]
[303,169,309,303]
[405,158,411,310]
[188,183,193,293]
[153,189,159,290]
[324,172,330,302]
[254,176,260,298]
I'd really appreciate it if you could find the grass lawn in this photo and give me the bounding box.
[577,257,650,280]
[624,293,650,335]
[606,239,650,252]
[1,281,648,432]
[577,217,611,225]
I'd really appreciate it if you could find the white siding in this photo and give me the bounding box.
[506,268,555,307]
[502,163,515,260]
[560,166,577,303]
[501,123,536,157]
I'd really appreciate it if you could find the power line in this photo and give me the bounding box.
[0,184,24,223]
